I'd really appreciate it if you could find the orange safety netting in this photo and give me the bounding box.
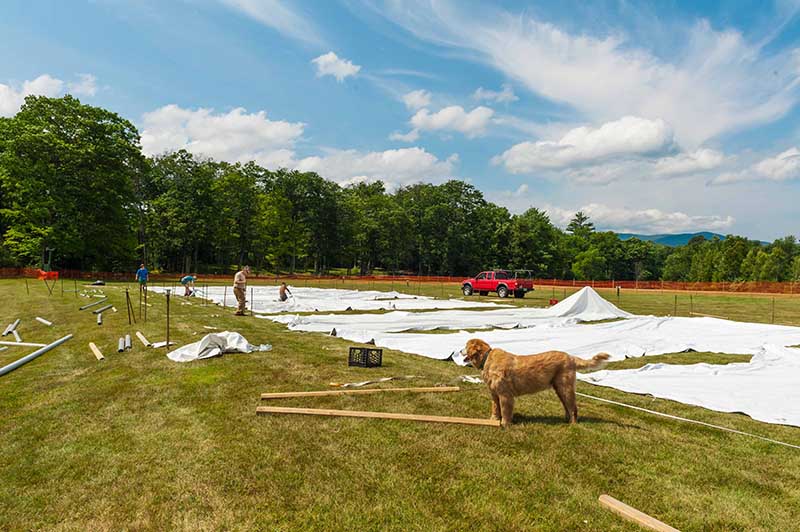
[36,269,59,281]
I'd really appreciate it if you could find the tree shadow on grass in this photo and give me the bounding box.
[512,413,643,430]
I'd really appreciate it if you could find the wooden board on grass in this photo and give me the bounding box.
[256,406,500,427]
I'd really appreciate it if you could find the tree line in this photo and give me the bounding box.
[1,95,798,281]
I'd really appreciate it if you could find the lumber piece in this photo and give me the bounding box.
[35,317,53,326]
[599,495,680,532]
[256,406,501,427]
[0,341,47,347]
[89,342,104,361]
[261,386,460,400]
[689,312,728,320]
[135,331,151,347]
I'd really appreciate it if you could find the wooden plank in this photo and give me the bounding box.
[135,331,151,347]
[89,342,104,361]
[0,341,48,347]
[599,495,680,532]
[261,386,460,400]
[689,311,728,320]
[256,406,501,427]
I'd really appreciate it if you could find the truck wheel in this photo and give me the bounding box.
[514,290,525,298]
[462,284,473,296]
[497,285,509,298]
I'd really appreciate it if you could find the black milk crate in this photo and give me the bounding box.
[348,347,383,368]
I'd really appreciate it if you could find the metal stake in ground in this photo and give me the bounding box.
[125,288,132,325]
[165,289,170,349]
[25,278,29,295]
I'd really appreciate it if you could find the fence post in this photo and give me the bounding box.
[165,289,170,349]
[674,294,677,316]
[772,297,776,324]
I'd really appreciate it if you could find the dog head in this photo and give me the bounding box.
[461,338,492,369]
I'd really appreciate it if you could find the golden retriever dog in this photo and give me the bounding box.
[461,339,610,427]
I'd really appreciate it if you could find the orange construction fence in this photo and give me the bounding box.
[1,267,798,295]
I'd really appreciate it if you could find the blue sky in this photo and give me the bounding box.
[2,0,800,240]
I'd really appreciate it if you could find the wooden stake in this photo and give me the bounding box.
[260,386,460,400]
[89,342,105,361]
[599,495,679,532]
[256,406,501,427]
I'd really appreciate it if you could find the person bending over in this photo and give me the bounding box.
[180,274,197,296]
[279,282,292,302]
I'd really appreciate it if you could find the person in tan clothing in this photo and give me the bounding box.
[233,266,250,315]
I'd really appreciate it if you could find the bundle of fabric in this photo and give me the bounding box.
[167,331,272,362]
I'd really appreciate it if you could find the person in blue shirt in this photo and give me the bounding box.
[135,264,149,291]
[180,274,197,296]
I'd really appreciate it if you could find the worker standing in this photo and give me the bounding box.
[233,266,250,315]
[135,263,149,291]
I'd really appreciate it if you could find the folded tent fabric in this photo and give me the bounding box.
[167,331,272,362]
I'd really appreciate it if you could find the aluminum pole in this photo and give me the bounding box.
[0,334,73,377]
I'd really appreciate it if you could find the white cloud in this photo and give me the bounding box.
[401,89,431,110]
[312,52,361,82]
[67,74,98,97]
[494,116,674,173]
[653,148,725,176]
[389,129,420,142]
[473,83,517,104]
[710,147,800,185]
[409,105,494,138]
[295,147,458,188]
[376,2,800,147]
[222,0,325,47]
[140,104,304,167]
[544,203,735,233]
[0,74,99,117]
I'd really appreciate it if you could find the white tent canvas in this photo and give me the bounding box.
[167,331,271,362]
[267,286,632,334]
[151,285,506,314]
[577,344,800,428]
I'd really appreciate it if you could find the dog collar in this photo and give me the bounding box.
[476,348,491,370]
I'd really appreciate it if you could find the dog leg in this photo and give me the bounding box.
[563,379,578,424]
[499,395,515,427]
[553,383,572,423]
[490,393,501,421]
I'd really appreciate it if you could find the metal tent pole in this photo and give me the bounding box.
[0,335,73,377]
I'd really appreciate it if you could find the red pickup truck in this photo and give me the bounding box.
[461,270,534,298]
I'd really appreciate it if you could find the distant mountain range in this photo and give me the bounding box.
[616,232,727,247]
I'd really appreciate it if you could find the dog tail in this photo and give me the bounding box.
[573,352,611,370]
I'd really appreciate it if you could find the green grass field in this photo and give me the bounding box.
[1,278,799,531]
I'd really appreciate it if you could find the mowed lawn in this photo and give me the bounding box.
[1,278,800,531]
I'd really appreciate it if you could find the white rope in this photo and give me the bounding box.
[576,391,800,450]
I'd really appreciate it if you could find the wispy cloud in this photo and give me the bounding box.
[222,0,325,47]
[373,0,800,147]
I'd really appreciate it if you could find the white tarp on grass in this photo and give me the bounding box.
[267,286,632,333]
[167,331,271,362]
[150,285,506,314]
[577,344,800,427]
[323,316,800,365]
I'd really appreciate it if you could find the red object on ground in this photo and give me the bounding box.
[461,270,534,299]
[36,269,59,281]
[549,298,559,305]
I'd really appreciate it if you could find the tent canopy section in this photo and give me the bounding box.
[167,331,271,362]
[267,286,632,334]
[577,344,800,428]
[151,285,507,314]
[323,316,800,364]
